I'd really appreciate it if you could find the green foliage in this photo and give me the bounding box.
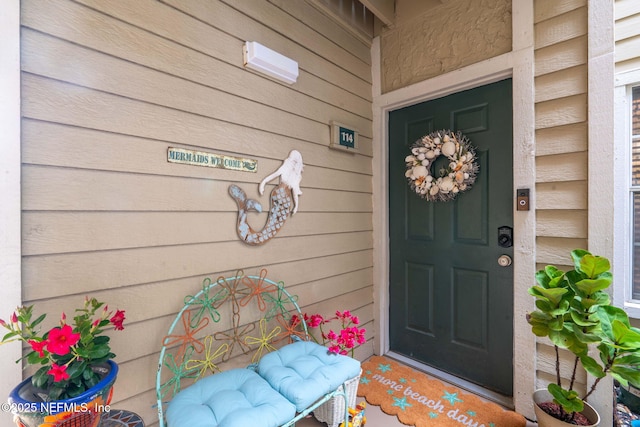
[0,296,125,400]
[527,249,640,417]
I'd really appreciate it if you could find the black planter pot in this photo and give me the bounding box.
[619,384,640,414]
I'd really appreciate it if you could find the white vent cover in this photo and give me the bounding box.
[243,41,298,85]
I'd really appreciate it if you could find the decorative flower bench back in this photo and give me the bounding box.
[155,269,361,427]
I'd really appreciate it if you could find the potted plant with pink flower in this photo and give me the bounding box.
[290,309,366,426]
[291,310,366,357]
[0,296,126,427]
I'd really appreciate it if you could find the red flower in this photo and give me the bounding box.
[289,314,302,327]
[46,324,80,356]
[29,339,48,358]
[47,363,70,382]
[110,310,126,331]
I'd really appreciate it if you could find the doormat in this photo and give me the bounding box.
[357,356,526,427]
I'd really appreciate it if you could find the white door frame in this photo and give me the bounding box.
[370,0,536,418]
[0,1,23,424]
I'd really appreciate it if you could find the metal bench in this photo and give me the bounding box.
[155,269,360,427]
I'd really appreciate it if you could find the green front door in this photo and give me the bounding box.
[389,79,514,395]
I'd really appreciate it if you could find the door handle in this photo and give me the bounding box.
[498,255,512,267]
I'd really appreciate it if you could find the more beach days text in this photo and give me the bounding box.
[371,373,489,427]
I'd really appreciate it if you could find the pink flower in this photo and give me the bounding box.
[46,324,80,356]
[47,363,70,382]
[110,310,126,331]
[29,339,47,358]
[326,330,337,340]
[357,329,366,344]
[308,314,324,328]
[10,312,18,324]
[328,345,341,354]
[351,316,360,325]
[336,310,351,319]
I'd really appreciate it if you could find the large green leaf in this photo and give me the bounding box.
[549,329,587,354]
[569,310,598,328]
[2,331,19,342]
[529,286,568,306]
[535,270,552,287]
[611,365,640,387]
[578,253,610,278]
[570,249,590,269]
[597,306,630,340]
[579,354,605,378]
[574,276,612,296]
[87,345,111,359]
[66,360,87,379]
[30,313,47,329]
[612,320,640,349]
[548,383,584,414]
[569,322,602,344]
[31,366,50,389]
[614,354,640,367]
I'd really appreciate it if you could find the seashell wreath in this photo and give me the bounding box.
[405,130,479,202]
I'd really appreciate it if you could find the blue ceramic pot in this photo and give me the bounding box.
[8,360,118,427]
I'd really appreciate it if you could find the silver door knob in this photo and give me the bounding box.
[498,255,512,267]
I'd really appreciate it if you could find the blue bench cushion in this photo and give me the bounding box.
[166,368,296,427]
[257,341,361,411]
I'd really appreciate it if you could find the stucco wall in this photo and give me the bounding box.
[380,0,512,93]
[18,0,374,424]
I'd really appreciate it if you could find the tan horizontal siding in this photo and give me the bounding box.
[535,152,588,183]
[534,36,587,77]
[22,231,373,303]
[615,0,640,20]
[268,0,372,57]
[536,236,588,265]
[534,0,585,23]
[535,123,587,156]
[536,209,588,238]
[20,0,374,422]
[21,119,373,176]
[534,7,587,49]
[536,181,588,210]
[221,0,372,79]
[22,211,373,255]
[534,65,587,103]
[535,94,587,129]
[533,2,588,323]
[615,12,640,41]
[22,166,372,212]
[616,35,640,65]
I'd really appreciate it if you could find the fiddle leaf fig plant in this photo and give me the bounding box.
[527,249,640,422]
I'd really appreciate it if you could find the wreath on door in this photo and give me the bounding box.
[405,130,479,202]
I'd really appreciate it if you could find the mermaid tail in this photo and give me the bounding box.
[228,183,293,246]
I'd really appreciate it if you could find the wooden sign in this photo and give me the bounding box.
[168,147,257,172]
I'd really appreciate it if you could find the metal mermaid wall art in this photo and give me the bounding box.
[228,150,303,246]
